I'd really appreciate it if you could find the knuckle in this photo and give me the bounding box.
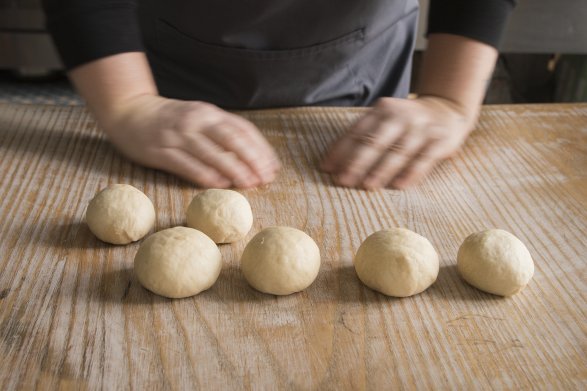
[211,151,241,169]
[374,98,392,111]
[382,154,410,174]
[196,148,217,163]
[387,143,411,156]
[221,150,239,162]
[352,132,381,148]
[409,116,429,128]
[223,129,248,147]
[190,101,217,113]
[408,164,427,177]
[176,113,201,131]
[156,146,175,160]
[180,105,222,129]
[208,125,233,143]
[384,154,406,169]
[372,98,401,117]
[152,127,177,146]
[231,114,255,128]
[414,147,439,161]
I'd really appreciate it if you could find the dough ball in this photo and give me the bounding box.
[187,189,253,243]
[86,184,155,244]
[241,227,321,295]
[134,227,222,298]
[457,229,534,296]
[354,228,439,297]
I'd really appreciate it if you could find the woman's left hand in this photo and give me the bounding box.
[321,96,476,189]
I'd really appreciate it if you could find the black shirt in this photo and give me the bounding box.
[44,0,517,70]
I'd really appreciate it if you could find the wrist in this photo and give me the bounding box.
[416,94,479,128]
[66,52,159,131]
[99,92,161,129]
[417,34,497,127]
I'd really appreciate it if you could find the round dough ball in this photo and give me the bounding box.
[86,184,155,244]
[457,229,534,296]
[187,189,253,244]
[241,227,321,295]
[134,227,222,298]
[354,228,439,297]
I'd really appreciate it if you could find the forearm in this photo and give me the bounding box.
[68,52,158,129]
[417,33,498,124]
[43,0,153,130]
[66,51,279,189]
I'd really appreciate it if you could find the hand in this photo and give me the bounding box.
[102,95,280,188]
[321,96,475,189]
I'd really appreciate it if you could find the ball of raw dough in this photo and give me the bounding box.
[457,229,534,296]
[134,227,222,298]
[354,228,439,297]
[86,184,155,244]
[241,226,321,295]
[186,189,253,244]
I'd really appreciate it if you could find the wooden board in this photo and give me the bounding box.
[0,103,586,390]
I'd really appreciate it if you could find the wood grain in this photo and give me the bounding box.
[0,103,586,390]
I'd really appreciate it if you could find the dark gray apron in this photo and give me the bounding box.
[138,0,419,109]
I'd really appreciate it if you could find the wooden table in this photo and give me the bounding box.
[0,103,586,390]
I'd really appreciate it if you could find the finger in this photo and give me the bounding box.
[225,114,281,174]
[203,123,275,182]
[390,143,446,189]
[183,133,260,188]
[335,119,405,187]
[159,148,231,188]
[321,111,380,173]
[361,133,427,190]
[224,114,281,185]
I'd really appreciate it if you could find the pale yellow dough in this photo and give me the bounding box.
[241,226,321,295]
[354,228,439,297]
[134,227,222,298]
[85,184,155,245]
[457,229,534,296]
[187,189,253,244]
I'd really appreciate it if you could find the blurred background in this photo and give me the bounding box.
[0,0,586,105]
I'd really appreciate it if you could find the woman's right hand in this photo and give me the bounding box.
[103,95,280,188]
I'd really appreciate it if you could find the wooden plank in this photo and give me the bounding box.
[0,103,586,390]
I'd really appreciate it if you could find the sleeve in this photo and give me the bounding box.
[42,0,144,70]
[427,0,518,48]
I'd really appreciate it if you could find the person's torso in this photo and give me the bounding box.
[139,0,419,108]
